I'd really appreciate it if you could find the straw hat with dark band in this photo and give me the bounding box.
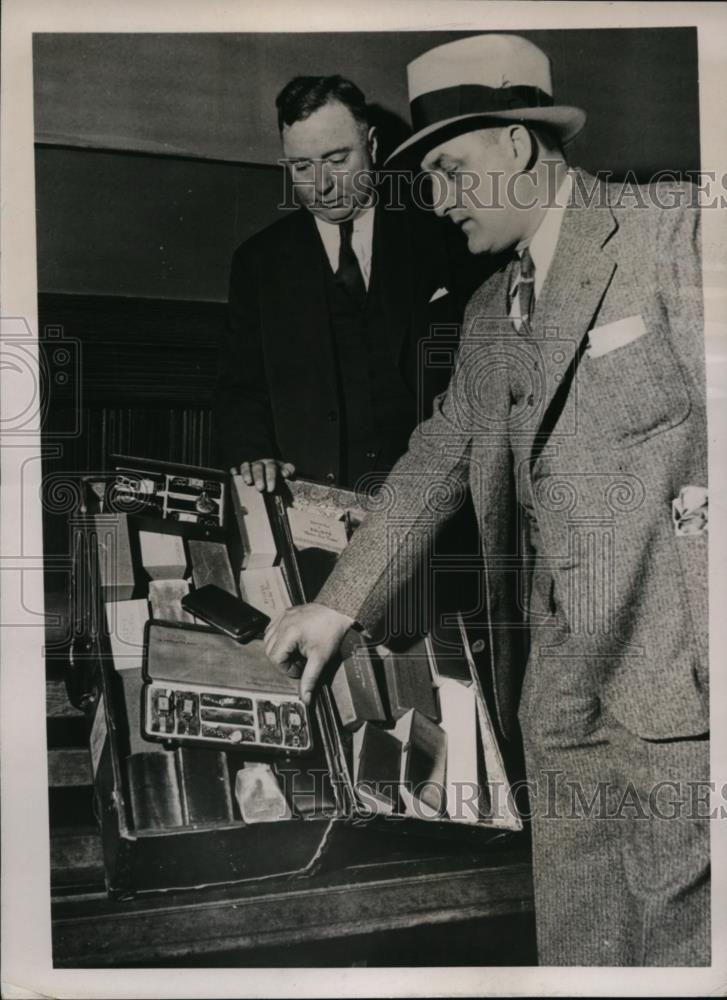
[385,33,586,166]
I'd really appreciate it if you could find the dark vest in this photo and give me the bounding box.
[321,239,417,489]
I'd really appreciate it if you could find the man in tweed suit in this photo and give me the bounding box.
[266,34,709,966]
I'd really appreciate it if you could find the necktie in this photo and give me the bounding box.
[509,247,536,331]
[336,219,367,307]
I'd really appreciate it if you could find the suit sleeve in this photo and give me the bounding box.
[656,186,705,386]
[656,185,708,688]
[315,396,471,635]
[212,243,279,469]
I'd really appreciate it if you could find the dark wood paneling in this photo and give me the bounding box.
[39,293,225,563]
[35,148,290,301]
[39,292,225,404]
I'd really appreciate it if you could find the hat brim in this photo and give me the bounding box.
[383,106,586,167]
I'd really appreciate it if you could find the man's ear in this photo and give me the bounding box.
[502,123,536,170]
[367,125,378,165]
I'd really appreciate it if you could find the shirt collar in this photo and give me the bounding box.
[313,204,375,286]
[517,170,573,297]
[314,204,374,256]
[352,203,375,236]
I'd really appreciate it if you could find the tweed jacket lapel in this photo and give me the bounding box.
[526,170,619,456]
[465,254,514,336]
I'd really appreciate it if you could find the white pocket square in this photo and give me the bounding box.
[672,485,708,536]
[586,315,647,358]
[429,286,449,303]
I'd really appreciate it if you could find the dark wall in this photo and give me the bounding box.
[34,29,699,172]
[34,28,699,301]
[35,149,288,301]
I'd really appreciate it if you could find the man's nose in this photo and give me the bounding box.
[315,162,336,197]
[430,176,456,219]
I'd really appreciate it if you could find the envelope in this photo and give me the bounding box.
[586,314,647,358]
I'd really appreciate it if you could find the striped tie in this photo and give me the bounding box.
[509,247,535,332]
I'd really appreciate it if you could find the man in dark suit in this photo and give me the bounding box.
[214,75,480,492]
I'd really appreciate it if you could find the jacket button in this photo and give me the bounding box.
[366,451,376,461]
[325,472,336,483]
[327,410,338,422]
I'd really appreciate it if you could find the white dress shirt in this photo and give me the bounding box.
[510,170,573,328]
[314,206,375,289]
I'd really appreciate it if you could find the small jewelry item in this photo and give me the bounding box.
[195,490,217,515]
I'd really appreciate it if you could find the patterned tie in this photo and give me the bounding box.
[336,219,367,307]
[509,247,536,331]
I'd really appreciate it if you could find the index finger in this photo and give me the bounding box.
[299,652,326,707]
[265,620,301,666]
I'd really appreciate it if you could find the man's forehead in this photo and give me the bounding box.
[281,101,363,157]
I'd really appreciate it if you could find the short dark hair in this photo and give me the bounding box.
[528,123,565,158]
[275,75,368,133]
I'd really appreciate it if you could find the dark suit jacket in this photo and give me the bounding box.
[213,196,485,482]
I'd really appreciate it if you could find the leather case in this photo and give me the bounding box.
[70,457,522,898]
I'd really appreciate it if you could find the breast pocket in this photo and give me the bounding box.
[580,322,691,448]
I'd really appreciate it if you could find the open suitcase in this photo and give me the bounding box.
[67,455,523,898]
